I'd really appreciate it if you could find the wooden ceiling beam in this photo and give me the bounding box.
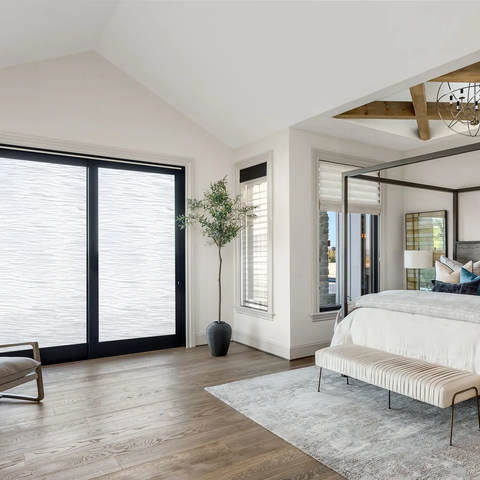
[430,61,480,83]
[409,83,430,141]
[335,101,449,120]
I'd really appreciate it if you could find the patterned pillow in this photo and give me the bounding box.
[435,260,473,283]
[440,255,480,276]
[432,278,480,296]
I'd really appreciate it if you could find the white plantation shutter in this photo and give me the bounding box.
[318,161,380,215]
[241,178,268,310]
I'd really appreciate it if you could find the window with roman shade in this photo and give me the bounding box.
[317,159,380,313]
[240,162,268,311]
[318,161,380,215]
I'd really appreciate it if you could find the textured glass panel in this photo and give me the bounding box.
[99,168,176,341]
[0,158,86,347]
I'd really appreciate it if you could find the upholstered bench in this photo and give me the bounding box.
[315,344,480,445]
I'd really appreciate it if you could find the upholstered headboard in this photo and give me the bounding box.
[455,241,480,264]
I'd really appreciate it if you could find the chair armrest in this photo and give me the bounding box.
[0,342,41,362]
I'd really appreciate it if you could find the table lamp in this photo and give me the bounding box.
[404,250,433,290]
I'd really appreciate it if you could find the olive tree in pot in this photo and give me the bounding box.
[177,177,257,356]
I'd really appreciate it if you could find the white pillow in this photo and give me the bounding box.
[440,255,480,277]
[435,259,473,283]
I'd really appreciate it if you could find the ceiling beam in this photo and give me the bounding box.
[430,61,480,83]
[335,101,449,120]
[409,83,430,140]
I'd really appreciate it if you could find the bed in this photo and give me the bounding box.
[333,242,480,375]
[337,148,480,376]
[332,289,480,374]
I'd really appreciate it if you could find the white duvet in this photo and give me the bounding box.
[332,291,480,374]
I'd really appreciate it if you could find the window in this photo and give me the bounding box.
[241,178,268,310]
[236,154,272,318]
[320,211,379,311]
[318,160,380,312]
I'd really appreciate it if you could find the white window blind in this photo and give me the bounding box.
[241,178,268,311]
[318,161,380,215]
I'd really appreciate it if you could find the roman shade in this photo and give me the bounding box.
[318,161,381,215]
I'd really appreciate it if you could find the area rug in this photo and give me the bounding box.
[206,366,480,479]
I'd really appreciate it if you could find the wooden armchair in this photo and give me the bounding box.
[0,342,44,402]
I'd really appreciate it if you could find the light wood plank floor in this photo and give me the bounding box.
[0,343,343,480]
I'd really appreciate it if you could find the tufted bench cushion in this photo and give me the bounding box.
[316,344,480,408]
[0,357,40,386]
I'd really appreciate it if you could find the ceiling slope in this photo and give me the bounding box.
[97,1,480,148]
[0,0,118,69]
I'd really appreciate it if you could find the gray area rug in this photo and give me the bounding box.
[206,366,480,479]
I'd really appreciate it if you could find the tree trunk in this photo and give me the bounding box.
[218,247,223,323]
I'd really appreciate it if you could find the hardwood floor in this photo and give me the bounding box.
[0,343,343,480]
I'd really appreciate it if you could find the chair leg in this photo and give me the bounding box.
[0,366,44,402]
[317,367,322,392]
[346,376,349,385]
[388,390,391,410]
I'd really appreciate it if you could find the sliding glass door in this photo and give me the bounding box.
[0,156,88,362]
[0,150,185,364]
[90,163,185,357]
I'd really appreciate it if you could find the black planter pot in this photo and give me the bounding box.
[206,321,232,357]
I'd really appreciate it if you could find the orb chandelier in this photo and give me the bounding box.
[437,82,480,137]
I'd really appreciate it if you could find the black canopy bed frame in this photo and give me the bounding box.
[341,142,480,317]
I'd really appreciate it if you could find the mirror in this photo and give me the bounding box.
[405,210,447,290]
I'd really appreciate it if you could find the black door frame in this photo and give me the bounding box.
[0,148,186,364]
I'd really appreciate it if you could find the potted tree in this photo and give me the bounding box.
[177,177,257,356]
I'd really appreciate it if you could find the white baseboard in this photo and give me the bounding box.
[233,331,290,359]
[289,341,330,360]
[202,330,330,360]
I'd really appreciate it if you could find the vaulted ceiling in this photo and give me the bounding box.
[4,1,480,150]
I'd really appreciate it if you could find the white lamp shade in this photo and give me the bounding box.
[404,250,433,269]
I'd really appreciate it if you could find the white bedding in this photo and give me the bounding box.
[332,291,480,374]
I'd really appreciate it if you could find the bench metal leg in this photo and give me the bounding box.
[317,367,322,392]
[389,390,391,410]
[346,376,349,385]
[477,393,480,431]
[450,386,479,446]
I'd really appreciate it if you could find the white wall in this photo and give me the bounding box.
[288,129,402,358]
[0,51,235,345]
[232,128,404,359]
[381,167,406,291]
[0,49,415,359]
[232,129,292,358]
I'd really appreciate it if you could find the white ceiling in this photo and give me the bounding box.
[0,0,118,69]
[4,1,480,151]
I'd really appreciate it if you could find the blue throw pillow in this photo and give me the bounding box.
[460,267,480,284]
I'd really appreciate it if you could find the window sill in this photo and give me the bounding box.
[235,306,274,321]
[311,311,338,323]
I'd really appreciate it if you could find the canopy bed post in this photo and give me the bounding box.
[342,173,349,318]
[453,191,458,259]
